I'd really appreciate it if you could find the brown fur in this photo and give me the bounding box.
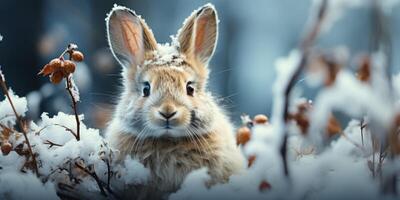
[106,4,244,199]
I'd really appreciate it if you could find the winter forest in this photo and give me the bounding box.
[1,0,400,199]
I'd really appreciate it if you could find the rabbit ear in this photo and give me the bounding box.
[177,4,218,65]
[107,6,157,68]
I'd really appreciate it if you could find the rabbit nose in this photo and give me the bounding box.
[158,111,177,120]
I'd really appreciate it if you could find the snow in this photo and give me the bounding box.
[169,48,400,200]
[0,171,59,200]
[0,90,149,199]
[2,1,400,199]
[0,89,28,126]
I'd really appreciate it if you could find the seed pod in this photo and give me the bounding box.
[254,114,268,124]
[1,141,12,155]
[71,51,84,62]
[49,58,62,69]
[50,71,64,84]
[64,60,76,74]
[236,126,251,145]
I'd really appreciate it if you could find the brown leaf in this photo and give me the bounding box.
[357,56,370,82]
[326,114,342,137]
[324,60,341,86]
[38,64,55,76]
[0,124,13,140]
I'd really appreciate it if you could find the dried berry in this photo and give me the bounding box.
[1,141,12,155]
[247,155,256,168]
[259,180,271,191]
[236,126,251,145]
[64,60,76,74]
[71,51,84,62]
[288,113,310,134]
[50,71,64,84]
[254,114,268,124]
[49,58,63,69]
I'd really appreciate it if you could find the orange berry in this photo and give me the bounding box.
[63,60,76,74]
[49,58,62,69]
[50,71,64,84]
[71,51,84,62]
[236,126,251,145]
[1,141,12,155]
[254,114,268,124]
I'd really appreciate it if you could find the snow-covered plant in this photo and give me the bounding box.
[1,0,400,199]
[0,45,149,199]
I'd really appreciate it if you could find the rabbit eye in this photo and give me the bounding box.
[186,81,194,96]
[142,82,150,97]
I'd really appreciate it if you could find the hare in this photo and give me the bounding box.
[105,3,244,199]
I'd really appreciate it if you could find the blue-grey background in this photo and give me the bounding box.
[0,0,399,128]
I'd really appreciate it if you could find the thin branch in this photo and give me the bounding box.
[65,77,80,141]
[280,0,328,177]
[34,123,77,139]
[0,71,39,176]
[43,140,63,148]
[74,162,107,197]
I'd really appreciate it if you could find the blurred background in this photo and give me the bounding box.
[1,0,400,129]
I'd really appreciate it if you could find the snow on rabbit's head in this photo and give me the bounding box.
[106,4,219,138]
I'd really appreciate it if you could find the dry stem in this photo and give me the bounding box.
[280,0,328,177]
[65,76,80,141]
[0,72,39,176]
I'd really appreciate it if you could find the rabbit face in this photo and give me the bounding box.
[107,4,218,138]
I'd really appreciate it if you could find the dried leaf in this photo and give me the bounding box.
[357,56,370,82]
[326,114,342,137]
[38,64,54,76]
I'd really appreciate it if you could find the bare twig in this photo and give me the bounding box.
[43,140,63,148]
[0,70,39,176]
[65,76,80,141]
[74,161,119,199]
[34,123,78,139]
[280,0,328,177]
[74,162,107,197]
[360,119,365,146]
